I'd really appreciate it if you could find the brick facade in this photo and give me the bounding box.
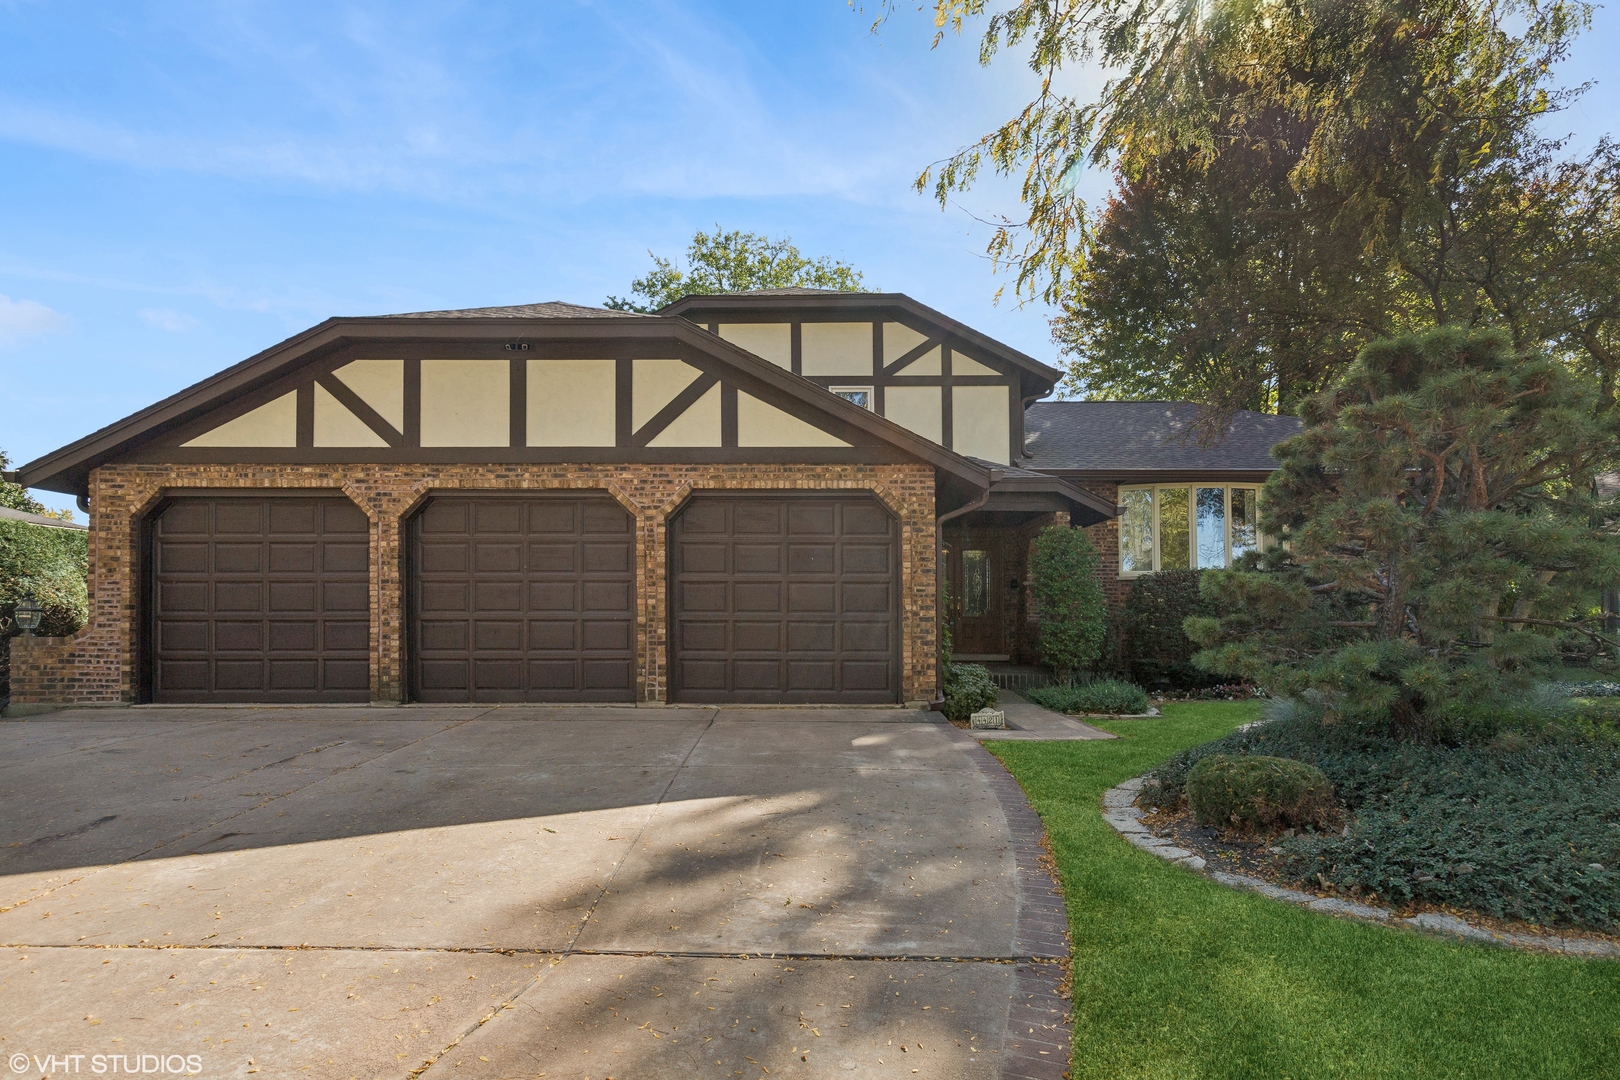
[10,462,938,706]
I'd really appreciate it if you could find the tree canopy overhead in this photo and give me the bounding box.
[605,227,867,312]
[899,0,1619,416]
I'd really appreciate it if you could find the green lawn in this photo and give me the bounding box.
[987,702,1620,1080]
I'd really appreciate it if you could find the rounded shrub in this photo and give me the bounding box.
[1185,754,1337,833]
[943,663,999,722]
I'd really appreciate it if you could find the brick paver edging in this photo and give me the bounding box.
[1103,774,1620,960]
[939,722,1073,1080]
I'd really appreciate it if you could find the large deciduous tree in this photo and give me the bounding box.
[606,227,866,312]
[896,0,1619,417]
[1185,327,1620,738]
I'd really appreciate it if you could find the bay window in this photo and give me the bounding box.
[1118,484,1261,575]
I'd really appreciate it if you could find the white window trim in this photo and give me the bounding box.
[1117,483,1263,578]
[830,385,874,409]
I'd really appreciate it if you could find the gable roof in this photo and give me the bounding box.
[1024,401,1301,474]
[12,302,997,497]
[658,290,1063,395]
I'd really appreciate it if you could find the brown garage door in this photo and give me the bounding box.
[409,495,636,703]
[150,496,370,703]
[670,494,898,704]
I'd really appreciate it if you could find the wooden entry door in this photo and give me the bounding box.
[948,541,1006,658]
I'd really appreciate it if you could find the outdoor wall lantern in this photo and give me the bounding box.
[14,592,43,636]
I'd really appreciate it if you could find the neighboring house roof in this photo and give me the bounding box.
[13,304,998,498]
[1024,401,1301,475]
[0,505,87,530]
[659,290,1062,395]
[377,300,651,320]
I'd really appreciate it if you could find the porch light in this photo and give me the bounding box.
[14,592,43,636]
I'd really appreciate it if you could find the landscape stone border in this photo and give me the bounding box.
[1102,775,1620,960]
[939,722,1073,1080]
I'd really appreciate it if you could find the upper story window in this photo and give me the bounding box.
[1118,484,1261,575]
[832,386,873,410]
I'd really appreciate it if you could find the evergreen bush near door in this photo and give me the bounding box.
[1120,569,1222,689]
[1028,524,1107,679]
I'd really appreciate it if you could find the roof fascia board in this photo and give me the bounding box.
[658,292,1061,387]
[18,314,995,495]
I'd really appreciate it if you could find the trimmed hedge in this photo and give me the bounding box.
[1185,754,1336,833]
[1120,569,1223,689]
[943,663,999,722]
[1027,678,1150,715]
[1145,707,1620,930]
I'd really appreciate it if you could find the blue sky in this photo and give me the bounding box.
[2,1,1615,520]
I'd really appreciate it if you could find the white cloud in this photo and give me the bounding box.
[138,307,201,333]
[0,294,67,343]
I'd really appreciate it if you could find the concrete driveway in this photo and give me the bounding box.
[0,707,1068,1079]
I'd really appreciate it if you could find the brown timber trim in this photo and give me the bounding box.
[403,359,422,447]
[615,358,633,446]
[631,372,721,447]
[720,383,738,447]
[295,383,314,448]
[881,335,946,377]
[790,322,802,376]
[314,373,404,447]
[508,359,527,448]
[941,346,954,450]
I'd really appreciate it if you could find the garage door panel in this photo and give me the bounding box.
[842,583,891,613]
[411,495,636,703]
[217,582,266,611]
[786,583,835,613]
[267,582,316,612]
[267,543,315,572]
[476,581,526,611]
[529,543,577,572]
[420,582,468,612]
[151,496,372,703]
[324,621,369,652]
[217,543,266,572]
[475,542,523,572]
[734,582,782,612]
[216,503,264,533]
[583,543,632,573]
[160,581,209,613]
[474,620,524,651]
[322,542,368,573]
[671,495,898,704]
[787,661,837,690]
[787,622,836,652]
[419,543,468,573]
[842,622,890,652]
[581,620,631,651]
[787,504,835,535]
[841,661,893,690]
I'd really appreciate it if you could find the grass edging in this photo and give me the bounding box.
[984,701,1620,1080]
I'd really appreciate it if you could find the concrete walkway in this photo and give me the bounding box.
[968,691,1117,742]
[0,707,1069,1079]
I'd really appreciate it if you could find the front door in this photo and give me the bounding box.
[948,541,1005,659]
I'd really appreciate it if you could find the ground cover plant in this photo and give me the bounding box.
[1143,702,1620,930]
[1027,678,1150,715]
[988,702,1620,1080]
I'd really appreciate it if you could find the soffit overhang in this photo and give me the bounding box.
[15,315,996,498]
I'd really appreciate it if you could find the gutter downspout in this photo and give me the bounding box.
[933,466,1001,704]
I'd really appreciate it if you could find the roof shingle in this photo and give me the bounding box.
[376,300,651,319]
[1024,401,1300,472]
